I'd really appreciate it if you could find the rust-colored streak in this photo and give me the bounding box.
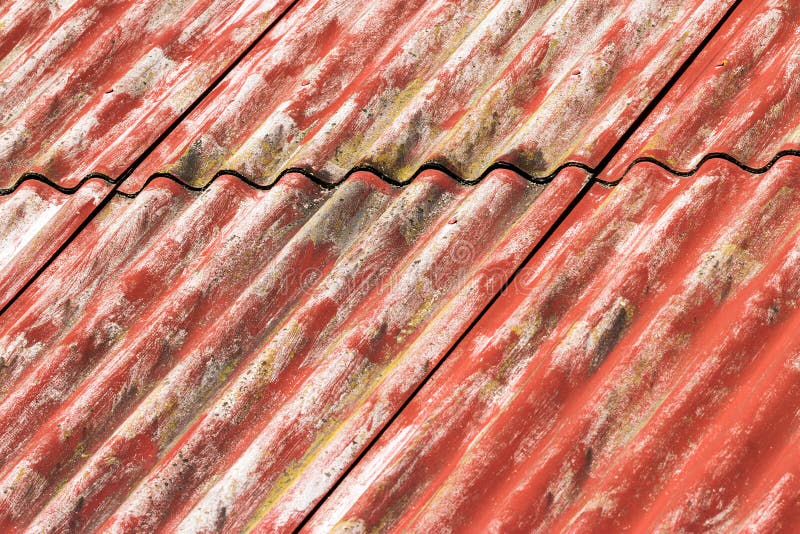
[0,168,586,531]
[0,0,295,190]
[307,157,800,532]
[121,0,734,192]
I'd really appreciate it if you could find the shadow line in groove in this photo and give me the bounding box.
[0,0,748,198]
[115,150,800,197]
[599,149,800,186]
[0,0,767,525]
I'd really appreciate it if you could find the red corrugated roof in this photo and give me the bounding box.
[121,0,734,192]
[2,0,799,532]
[0,180,109,309]
[0,168,586,531]
[601,0,800,180]
[309,156,800,532]
[0,0,294,190]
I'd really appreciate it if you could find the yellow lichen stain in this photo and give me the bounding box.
[256,122,312,179]
[330,519,367,533]
[71,441,89,463]
[242,348,422,531]
[375,489,413,533]
[155,397,182,449]
[398,198,433,246]
[604,329,691,448]
[437,88,521,179]
[696,242,761,303]
[539,37,561,75]
[762,183,795,217]
[400,295,436,340]
[243,410,351,532]
[478,373,506,403]
[218,358,239,385]
[256,346,282,382]
[505,312,544,355]
[354,78,426,174]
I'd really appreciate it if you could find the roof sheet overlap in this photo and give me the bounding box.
[121,0,734,192]
[0,180,109,310]
[601,0,800,181]
[0,0,294,190]
[2,0,800,531]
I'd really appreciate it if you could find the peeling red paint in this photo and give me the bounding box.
[0,168,586,531]
[122,0,734,192]
[0,179,109,309]
[0,0,294,190]
[602,0,800,179]
[2,0,799,531]
[308,157,800,532]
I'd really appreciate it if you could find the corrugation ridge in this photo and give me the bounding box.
[98,174,514,531]
[0,0,304,319]
[0,183,196,395]
[0,0,301,190]
[0,0,744,197]
[0,167,587,531]
[0,177,109,311]
[0,175,333,528]
[119,0,736,191]
[304,156,800,532]
[598,0,800,181]
[1,0,751,196]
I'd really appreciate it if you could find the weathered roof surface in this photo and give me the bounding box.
[0,168,587,531]
[0,0,294,190]
[309,156,800,532]
[120,0,734,193]
[601,0,800,180]
[0,179,109,310]
[2,0,800,531]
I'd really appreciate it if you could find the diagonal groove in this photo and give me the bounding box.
[0,0,302,319]
[293,0,745,529]
[0,0,762,526]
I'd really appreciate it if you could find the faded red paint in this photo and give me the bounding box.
[122,0,734,192]
[0,179,109,309]
[0,168,586,531]
[0,0,294,190]
[1,0,798,531]
[602,0,800,179]
[308,157,800,532]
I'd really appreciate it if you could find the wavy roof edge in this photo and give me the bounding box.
[5,149,800,197]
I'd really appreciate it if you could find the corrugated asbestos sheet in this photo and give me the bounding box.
[0,0,734,322]
[2,0,800,532]
[307,0,800,530]
[0,0,295,313]
[0,168,586,531]
[120,0,734,192]
[310,156,800,532]
[601,0,800,179]
[0,0,295,190]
